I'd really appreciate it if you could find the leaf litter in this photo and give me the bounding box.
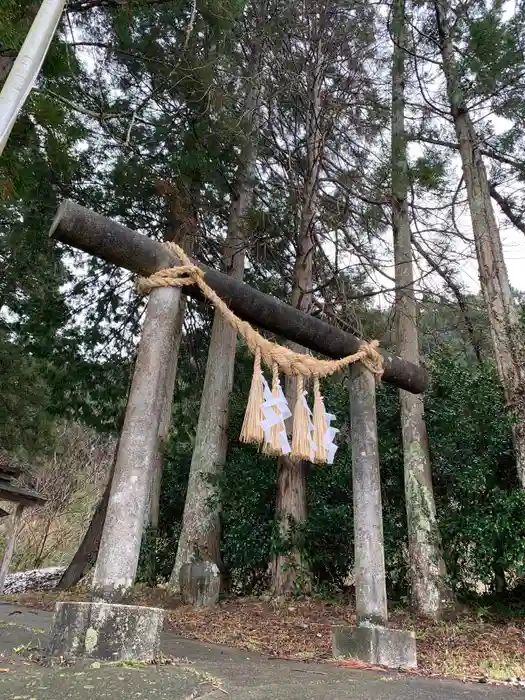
[4,590,525,687]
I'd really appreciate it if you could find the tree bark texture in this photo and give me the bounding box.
[272,44,324,595]
[170,73,261,590]
[391,0,450,619]
[169,249,244,589]
[434,0,525,489]
[147,304,185,529]
[147,179,198,529]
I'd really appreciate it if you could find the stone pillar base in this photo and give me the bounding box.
[180,560,221,606]
[48,601,165,662]
[332,624,417,669]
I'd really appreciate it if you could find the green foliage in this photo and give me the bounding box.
[0,331,53,456]
[426,352,525,592]
[410,154,448,195]
[149,346,524,600]
[464,11,524,102]
[3,0,525,615]
[219,441,277,591]
[137,526,174,586]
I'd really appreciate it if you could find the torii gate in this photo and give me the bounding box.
[46,199,422,668]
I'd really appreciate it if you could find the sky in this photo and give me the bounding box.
[454,112,525,294]
[458,227,524,293]
[500,228,525,292]
[23,6,525,306]
[461,4,525,294]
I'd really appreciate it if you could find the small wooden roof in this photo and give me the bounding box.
[0,453,21,479]
[0,452,46,508]
[0,481,46,507]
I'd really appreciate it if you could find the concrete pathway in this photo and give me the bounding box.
[0,601,522,699]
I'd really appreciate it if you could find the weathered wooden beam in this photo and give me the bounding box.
[49,200,429,394]
[0,482,46,507]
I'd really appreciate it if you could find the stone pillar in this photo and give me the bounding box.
[179,561,221,606]
[92,286,182,601]
[0,503,24,593]
[331,362,417,669]
[349,362,388,626]
[48,601,164,662]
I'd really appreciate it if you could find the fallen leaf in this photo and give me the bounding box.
[8,591,525,684]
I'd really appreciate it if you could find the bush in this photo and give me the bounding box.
[426,352,525,594]
[150,349,525,599]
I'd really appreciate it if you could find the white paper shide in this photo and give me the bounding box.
[259,373,339,463]
[260,375,291,455]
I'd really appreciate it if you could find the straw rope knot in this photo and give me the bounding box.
[136,241,384,380]
[136,260,204,296]
[358,339,384,378]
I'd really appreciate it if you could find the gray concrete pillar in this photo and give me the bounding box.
[48,601,164,662]
[349,362,388,627]
[92,286,182,601]
[330,363,417,670]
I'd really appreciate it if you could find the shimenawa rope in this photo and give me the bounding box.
[137,242,384,463]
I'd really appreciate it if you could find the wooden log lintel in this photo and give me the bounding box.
[49,200,429,394]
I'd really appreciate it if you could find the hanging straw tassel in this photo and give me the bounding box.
[312,376,328,464]
[262,363,284,456]
[240,346,265,445]
[291,375,313,461]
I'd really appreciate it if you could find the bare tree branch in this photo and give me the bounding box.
[489,182,525,236]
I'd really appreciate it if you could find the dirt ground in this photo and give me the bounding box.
[4,588,525,684]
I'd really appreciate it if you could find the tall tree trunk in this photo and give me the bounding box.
[434,0,525,488]
[147,307,184,529]
[493,559,507,595]
[272,364,309,595]
[147,179,199,529]
[391,0,450,619]
[169,80,261,590]
[272,49,325,596]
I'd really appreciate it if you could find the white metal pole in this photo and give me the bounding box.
[0,0,67,157]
